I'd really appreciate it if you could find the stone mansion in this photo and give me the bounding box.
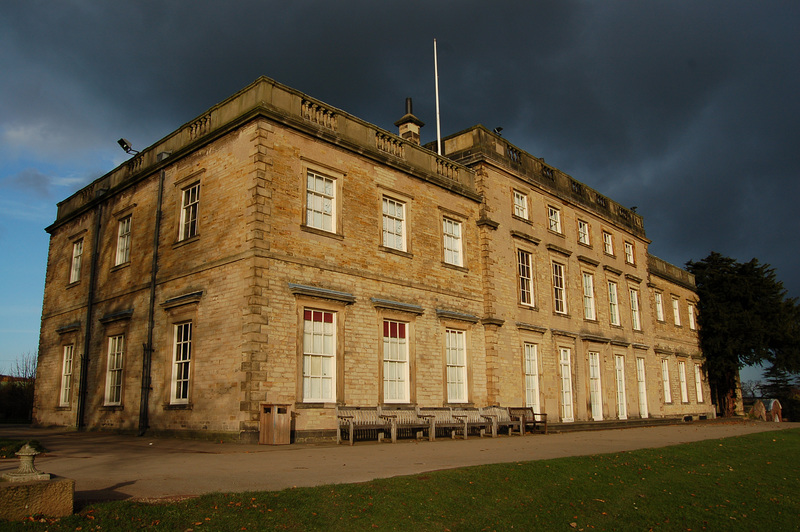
[33,77,712,442]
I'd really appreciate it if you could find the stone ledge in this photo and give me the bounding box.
[0,476,74,520]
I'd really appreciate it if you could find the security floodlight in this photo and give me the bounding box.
[117,138,139,155]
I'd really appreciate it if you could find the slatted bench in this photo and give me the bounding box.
[381,406,435,442]
[336,406,392,445]
[418,407,465,440]
[509,406,548,435]
[480,406,523,437]
[452,407,491,439]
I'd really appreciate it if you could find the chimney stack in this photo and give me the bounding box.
[394,97,425,145]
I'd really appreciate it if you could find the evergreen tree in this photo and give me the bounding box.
[687,252,800,417]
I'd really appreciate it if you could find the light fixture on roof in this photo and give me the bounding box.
[493,127,503,136]
[117,138,139,155]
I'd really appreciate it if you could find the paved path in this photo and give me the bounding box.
[1,421,795,504]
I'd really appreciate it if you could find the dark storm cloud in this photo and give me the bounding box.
[2,1,799,294]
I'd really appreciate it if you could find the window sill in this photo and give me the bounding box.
[65,281,81,289]
[577,241,592,249]
[295,402,336,409]
[110,262,130,273]
[518,304,539,312]
[512,214,532,225]
[547,229,566,239]
[379,246,413,259]
[164,403,193,410]
[442,262,468,273]
[301,224,344,240]
[101,404,124,411]
[173,235,200,249]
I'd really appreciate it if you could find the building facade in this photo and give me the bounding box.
[34,77,712,442]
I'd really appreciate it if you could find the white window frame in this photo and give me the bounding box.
[383,319,409,403]
[306,170,336,233]
[179,182,200,241]
[559,348,574,422]
[523,343,541,413]
[602,231,614,255]
[688,304,696,330]
[578,220,590,246]
[547,206,562,234]
[303,309,336,403]
[513,190,528,220]
[115,216,132,266]
[582,272,596,320]
[60,344,74,406]
[105,335,124,406]
[382,197,406,251]
[518,250,535,307]
[679,361,689,403]
[615,355,628,420]
[662,358,672,403]
[630,288,642,330]
[672,297,681,326]
[694,364,704,403]
[655,292,665,321]
[442,217,463,267]
[552,262,567,314]
[445,328,468,403]
[636,357,648,418]
[171,322,192,404]
[588,351,603,421]
[69,239,83,283]
[624,241,635,264]
[608,281,620,326]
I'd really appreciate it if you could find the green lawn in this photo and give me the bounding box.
[4,429,799,531]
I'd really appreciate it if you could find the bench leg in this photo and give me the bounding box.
[429,420,436,442]
[348,421,354,446]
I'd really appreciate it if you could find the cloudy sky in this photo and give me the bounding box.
[1,1,798,380]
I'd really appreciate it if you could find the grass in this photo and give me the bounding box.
[3,429,799,531]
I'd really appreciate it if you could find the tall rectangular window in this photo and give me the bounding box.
[303,310,336,402]
[662,358,672,403]
[442,217,463,267]
[694,364,704,403]
[60,344,74,406]
[603,231,614,255]
[636,357,648,418]
[105,335,124,405]
[552,262,567,314]
[306,170,335,232]
[577,220,590,245]
[180,182,200,241]
[518,250,534,307]
[382,197,406,251]
[548,206,562,233]
[513,191,528,219]
[383,320,409,403]
[655,292,665,321]
[524,343,541,412]
[171,322,192,404]
[672,297,681,326]
[630,288,642,330]
[615,355,627,420]
[445,328,467,403]
[688,304,696,330]
[608,281,620,326]
[624,241,635,264]
[69,239,83,283]
[115,216,132,266]
[582,273,596,320]
[559,348,574,422]
[588,351,603,421]
[679,361,689,403]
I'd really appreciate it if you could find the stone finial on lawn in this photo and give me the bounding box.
[1,443,50,482]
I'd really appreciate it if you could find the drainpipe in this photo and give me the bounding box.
[76,193,105,430]
[138,169,165,436]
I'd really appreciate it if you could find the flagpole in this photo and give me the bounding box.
[434,38,442,155]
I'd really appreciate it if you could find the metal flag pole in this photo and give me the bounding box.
[434,38,442,155]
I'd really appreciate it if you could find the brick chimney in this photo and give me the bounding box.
[394,97,425,145]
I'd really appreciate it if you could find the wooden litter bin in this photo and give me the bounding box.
[260,403,292,445]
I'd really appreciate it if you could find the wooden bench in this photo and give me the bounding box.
[417,407,465,440]
[509,406,548,435]
[452,407,491,439]
[380,406,435,442]
[480,406,523,437]
[336,406,392,445]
